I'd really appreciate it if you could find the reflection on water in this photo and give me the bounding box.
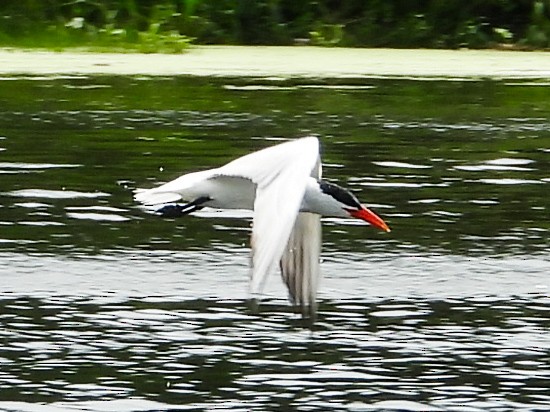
[0,76,549,411]
[0,276,549,410]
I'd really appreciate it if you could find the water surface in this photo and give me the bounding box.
[0,76,549,411]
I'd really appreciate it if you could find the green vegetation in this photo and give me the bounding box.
[1,1,550,51]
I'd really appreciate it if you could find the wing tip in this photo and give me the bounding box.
[298,135,319,149]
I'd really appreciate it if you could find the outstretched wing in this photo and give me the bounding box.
[280,212,321,317]
[280,146,322,316]
[218,136,320,297]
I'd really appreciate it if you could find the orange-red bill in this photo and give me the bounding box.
[348,207,391,232]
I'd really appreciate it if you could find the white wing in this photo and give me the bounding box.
[280,146,322,316]
[280,212,321,316]
[217,137,320,297]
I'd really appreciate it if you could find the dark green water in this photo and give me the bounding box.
[0,75,549,411]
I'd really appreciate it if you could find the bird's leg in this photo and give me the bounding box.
[156,196,210,218]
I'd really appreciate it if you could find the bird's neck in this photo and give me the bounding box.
[301,179,349,217]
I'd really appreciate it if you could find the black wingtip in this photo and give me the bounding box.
[156,204,187,218]
[155,196,211,218]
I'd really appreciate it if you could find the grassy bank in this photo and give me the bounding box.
[1,1,550,52]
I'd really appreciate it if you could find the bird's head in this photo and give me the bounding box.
[319,181,391,232]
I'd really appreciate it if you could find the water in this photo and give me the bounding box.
[0,75,549,411]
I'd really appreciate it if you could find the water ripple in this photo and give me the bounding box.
[1,292,548,411]
[66,212,130,222]
[373,161,432,169]
[6,189,110,199]
[0,162,81,170]
[1,77,549,411]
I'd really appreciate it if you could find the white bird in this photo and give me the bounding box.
[134,136,390,318]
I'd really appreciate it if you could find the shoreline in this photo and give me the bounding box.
[1,46,550,80]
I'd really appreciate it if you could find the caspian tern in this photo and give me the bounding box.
[135,136,390,317]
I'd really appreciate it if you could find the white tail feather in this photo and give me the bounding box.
[134,189,182,205]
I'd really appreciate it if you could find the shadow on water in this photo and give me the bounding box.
[0,75,549,410]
